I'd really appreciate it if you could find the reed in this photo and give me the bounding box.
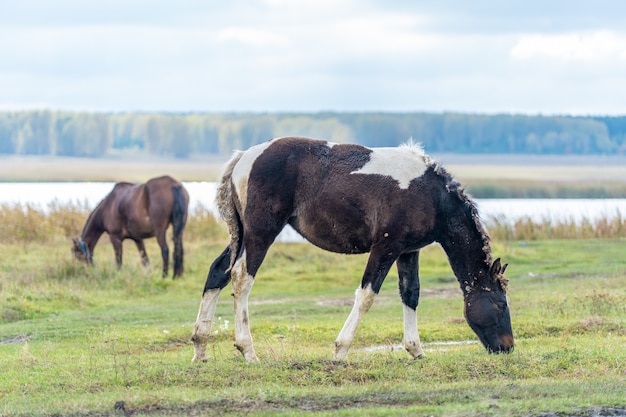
[0,203,57,243]
[2,202,622,244]
[184,204,229,241]
[467,181,626,199]
[0,202,228,244]
[486,211,624,241]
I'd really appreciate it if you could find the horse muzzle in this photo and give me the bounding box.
[488,334,514,354]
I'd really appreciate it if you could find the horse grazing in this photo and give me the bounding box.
[72,175,189,278]
[191,137,513,362]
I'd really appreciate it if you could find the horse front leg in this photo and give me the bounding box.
[335,245,399,360]
[109,235,123,269]
[335,284,376,360]
[192,246,232,362]
[134,239,150,268]
[397,251,425,359]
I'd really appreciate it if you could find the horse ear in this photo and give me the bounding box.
[490,258,502,277]
[501,262,508,274]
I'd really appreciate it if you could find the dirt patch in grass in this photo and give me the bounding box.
[0,334,30,344]
[48,397,626,417]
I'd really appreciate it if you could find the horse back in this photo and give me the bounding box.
[96,182,147,236]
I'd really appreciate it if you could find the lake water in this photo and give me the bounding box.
[1,182,625,242]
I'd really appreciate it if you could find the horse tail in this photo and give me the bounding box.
[216,150,245,271]
[171,183,188,277]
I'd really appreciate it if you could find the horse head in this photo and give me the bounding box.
[463,258,514,353]
[71,237,93,265]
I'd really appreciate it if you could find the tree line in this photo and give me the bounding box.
[1,111,625,158]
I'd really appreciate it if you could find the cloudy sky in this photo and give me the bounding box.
[2,0,626,115]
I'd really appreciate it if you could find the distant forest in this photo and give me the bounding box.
[1,111,625,158]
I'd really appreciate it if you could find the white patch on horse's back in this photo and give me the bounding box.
[232,139,278,211]
[350,146,430,189]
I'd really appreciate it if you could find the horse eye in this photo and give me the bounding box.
[495,301,507,311]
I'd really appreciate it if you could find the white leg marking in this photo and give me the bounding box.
[231,251,259,362]
[335,284,376,360]
[191,288,222,362]
[402,304,425,358]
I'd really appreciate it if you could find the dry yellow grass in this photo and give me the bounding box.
[448,164,626,183]
[0,155,227,182]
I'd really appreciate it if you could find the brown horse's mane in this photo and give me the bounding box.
[81,183,133,237]
[80,200,104,237]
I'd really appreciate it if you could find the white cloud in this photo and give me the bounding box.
[510,31,626,61]
[325,14,437,55]
[217,27,289,47]
[2,1,626,114]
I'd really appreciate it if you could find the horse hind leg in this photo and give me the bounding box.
[191,246,232,362]
[192,244,261,363]
[172,232,184,278]
[134,239,150,268]
[230,231,277,363]
[155,229,169,278]
[231,248,260,363]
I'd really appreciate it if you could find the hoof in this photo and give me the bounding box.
[235,343,259,363]
[191,340,208,363]
[334,344,349,360]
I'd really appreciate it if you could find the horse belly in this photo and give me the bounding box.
[289,216,371,255]
[128,216,155,238]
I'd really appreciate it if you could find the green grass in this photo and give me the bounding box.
[1,233,625,416]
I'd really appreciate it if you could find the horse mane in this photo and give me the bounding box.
[430,161,508,290]
[396,139,492,268]
[80,182,129,237]
[80,199,104,237]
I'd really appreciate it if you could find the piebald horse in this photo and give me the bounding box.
[191,137,513,362]
[72,175,189,278]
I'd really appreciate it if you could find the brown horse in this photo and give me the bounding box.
[191,137,513,363]
[72,175,189,278]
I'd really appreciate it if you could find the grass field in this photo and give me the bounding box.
[0,155,625,416]
[0,219,625,416]
[0,155,226,182]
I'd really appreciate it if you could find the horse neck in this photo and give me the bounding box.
[81,205,105,250]
[437,204,493,296]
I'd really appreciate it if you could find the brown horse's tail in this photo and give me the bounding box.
[172,183,188,277]
[216,150,245,271]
